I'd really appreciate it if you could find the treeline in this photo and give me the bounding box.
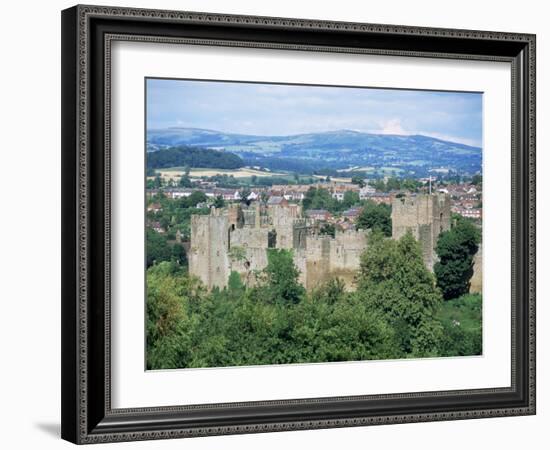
[243,156,331,175]
[147,146,244,170]
[204,173,318,189]
[146,232,482,370]
[369,177,423,192]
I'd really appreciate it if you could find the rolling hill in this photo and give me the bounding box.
[147,127,482,177]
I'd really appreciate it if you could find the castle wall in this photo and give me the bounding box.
[391,194,451,270]
[230,247,269,286]
[292,230,367,291]
[418,223,434,268]
[293,249,308,288]
[469,244,483,294]
[189,214,230,289]
[330,229,368,272]
[230,227,269,249]
[299,235,331,291]
[271,204,301,249]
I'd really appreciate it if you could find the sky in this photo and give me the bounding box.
[146,78,483,147]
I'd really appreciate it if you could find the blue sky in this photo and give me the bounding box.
[146,78,483,147]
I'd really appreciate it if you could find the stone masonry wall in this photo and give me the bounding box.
[189,214,230,289]
[391,194,451,270]
[190,196,451,291]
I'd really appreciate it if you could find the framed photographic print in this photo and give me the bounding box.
[61,4,536,444]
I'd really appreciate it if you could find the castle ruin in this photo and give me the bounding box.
[391,193,451,269]
[189,202,369,290]
[190,193,452,290]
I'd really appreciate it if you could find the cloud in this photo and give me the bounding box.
[376,119,407,135]
[146,79,482,145]
[417,131,481,147]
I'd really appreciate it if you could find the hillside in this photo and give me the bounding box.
[147,146,244,170]
[147,127,482,177]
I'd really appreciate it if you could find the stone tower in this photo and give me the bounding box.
[391,194,451,269]
[189,213,230,289]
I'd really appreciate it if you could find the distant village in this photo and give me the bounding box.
[147,176,482,232]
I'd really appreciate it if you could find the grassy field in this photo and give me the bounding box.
[154,166,289,180]
[312,174,352,183]
[151,166,359,184]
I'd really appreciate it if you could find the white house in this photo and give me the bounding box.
[359,185,376,199]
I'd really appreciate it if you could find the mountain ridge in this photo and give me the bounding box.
[147,127,481,177]
[148,126,479,148]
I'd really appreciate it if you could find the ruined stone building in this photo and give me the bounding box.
[293,229,368,290]
[190,193,454,291]
[391,193,451,269]
[189,202,368,290]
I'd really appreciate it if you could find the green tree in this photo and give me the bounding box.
[153,173,162,188]
[146,229,186,267]
[213,195,225,209]
[342,190,360,208]
[312,277,346,305]
[437,293,482,356]
[319,223,336,238]
[146,228,171,267]
[370,179,386,192]
[302,187,339,213]
[357,232,443,357]
[351,176,365,188]
[264,249,305,304]
[434,218,481,300]
[186,190,208,208]
[146,263,203,369]
[401,178,421,192]
[471,174,482,186]
[227,271,245,301]
[239,188,251,205]
[356,201,392,236]
[147,146,243,170]
[386,177,401,191]
[178,174,192,187]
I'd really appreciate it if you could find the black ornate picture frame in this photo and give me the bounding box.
[61,4,536,444]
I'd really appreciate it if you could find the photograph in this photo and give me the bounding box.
[145,79,484,370]
[57,3,537,445]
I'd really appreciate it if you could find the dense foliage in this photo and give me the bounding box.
[146,191,210,267]
[302,187,341,212]
[356,232,443,357]
[146,261,399,369]
[355,201,392,236]
[437,294,482,356]
[301,187,368,215]
[147,146,244,170]
[146,228,186,268]
[369,177,423,193]
[434,217,481,300]
[143,230,480,370]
